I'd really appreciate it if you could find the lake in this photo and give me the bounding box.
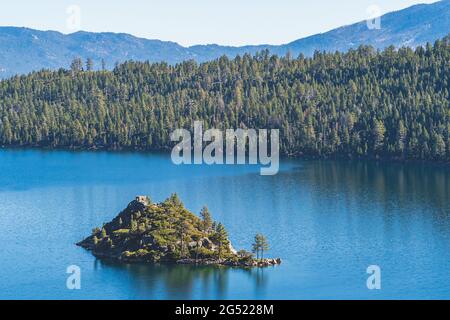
[0,149,449,299]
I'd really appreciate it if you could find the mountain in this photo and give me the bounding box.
[0,0,449,78]
[278,0,450,56]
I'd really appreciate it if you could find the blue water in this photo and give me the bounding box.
[0,149,449,299]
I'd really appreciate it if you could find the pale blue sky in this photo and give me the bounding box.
[0,0,439,46]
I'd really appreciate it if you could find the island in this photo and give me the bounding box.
[77,194,281,268]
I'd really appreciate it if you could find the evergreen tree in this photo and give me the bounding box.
[214,223,229,261]
[86,58,94,71]
[373,120,386,152]
[252,234,270,260]
[200,206,213,233]
[176,220,191,258]
[70,57,83,74]
[130,217,138,233]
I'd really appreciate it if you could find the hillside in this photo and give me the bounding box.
[0,36,448,161]
[0,1,449,77]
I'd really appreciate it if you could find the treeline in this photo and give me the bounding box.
[0,36,448,161]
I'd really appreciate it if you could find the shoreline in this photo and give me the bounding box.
[79,246,282,268]
[1,145,448,167]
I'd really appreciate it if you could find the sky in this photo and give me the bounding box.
[0,0,440,46]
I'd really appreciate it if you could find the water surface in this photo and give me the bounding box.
[0,149,449,299]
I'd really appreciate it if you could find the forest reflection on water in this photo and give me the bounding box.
[291,160,449,215]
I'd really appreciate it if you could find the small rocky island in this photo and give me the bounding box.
[77,195,281,268]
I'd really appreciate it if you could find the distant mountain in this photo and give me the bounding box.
[278,0,450,56]
[0,0,449,78]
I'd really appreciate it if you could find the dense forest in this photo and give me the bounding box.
[0,36,448,161]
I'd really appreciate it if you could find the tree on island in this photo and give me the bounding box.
[176,219,192,258]
[252,234,270,260]
[200,206,213,234]
[92,227,100,236]
[167,193,182,207]
[192,233,203,262]
[130,216,138,233]
[237,249,254,264]
[213,223,229,261]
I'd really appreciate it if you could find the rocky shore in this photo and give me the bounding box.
[176,258,281,267]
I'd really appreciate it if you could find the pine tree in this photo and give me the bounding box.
[373,120,386,152]
[130,218,138,233]
[176,220,191,258]
[86,58,94,71]
[200,206,213,233]
[70,57,83,75]
[214,223,229,261]
[252,234,270,260]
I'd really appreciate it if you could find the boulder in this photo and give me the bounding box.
[201,237,215,250]
[188,241,199,248]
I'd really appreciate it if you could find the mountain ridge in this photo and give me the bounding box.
[0,0,449,77]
